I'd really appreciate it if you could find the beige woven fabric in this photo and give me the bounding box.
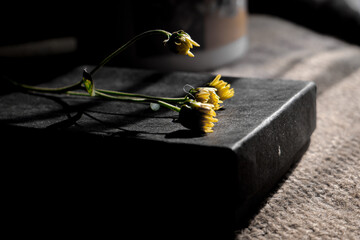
[214,15,360,239]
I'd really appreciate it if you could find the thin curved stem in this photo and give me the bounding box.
[9,78,83,93]
[7,30,173,94]
[90,29,171,76]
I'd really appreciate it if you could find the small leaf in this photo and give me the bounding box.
[150,102,160,111]
[82,69,95,96]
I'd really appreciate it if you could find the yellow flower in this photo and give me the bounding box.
[164,30,200,57]
[208,74,234,100]
[178,100,218,133]
[191,87,223,110]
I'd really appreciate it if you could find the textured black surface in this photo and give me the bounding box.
[1,66,316,238]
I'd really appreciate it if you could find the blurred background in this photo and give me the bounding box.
[1,0,360,83]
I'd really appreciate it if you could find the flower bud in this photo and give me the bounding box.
[178,100,218,133]
[190,87,223,110]
[164,30,200,57]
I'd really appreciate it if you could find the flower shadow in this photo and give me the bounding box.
[165,129,205,139]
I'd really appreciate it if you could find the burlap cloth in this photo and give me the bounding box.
[214,15,360,239]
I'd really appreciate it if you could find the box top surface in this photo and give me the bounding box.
[0,66,315,150]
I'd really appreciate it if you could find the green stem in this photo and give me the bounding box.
[94,91,182,112]
[157,100,181,112]
[96,88,188,103]
[9,77,185,109]
[90,29,171,76]
[66,91,91,97]
[9,78,82,93]
[66,90,181,112]
[94,90,147,102]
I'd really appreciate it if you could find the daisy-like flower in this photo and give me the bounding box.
[178,100,218,133]
[164,30,200,57]
[208,75,234,100]
[190,87,223,110]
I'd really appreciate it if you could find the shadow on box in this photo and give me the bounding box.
[2,126,238,239]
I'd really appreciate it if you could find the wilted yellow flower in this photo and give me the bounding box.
[164,30,200,57]
[191,87,223,110]
[178,100,218,133]
[208,75,234,100]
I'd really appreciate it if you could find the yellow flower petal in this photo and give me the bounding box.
[208,74,234,100]
[188,38,200,47]
[187,51,195,57]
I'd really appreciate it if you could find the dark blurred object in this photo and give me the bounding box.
[0,2,81,45]
[1,1,247,73]
[5,0,360,75]
[249,0,360,46]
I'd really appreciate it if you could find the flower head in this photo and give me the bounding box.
[178,100,218,133]
[208,75,234,100]
[164,30,200,57]
[190,87,223,110]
